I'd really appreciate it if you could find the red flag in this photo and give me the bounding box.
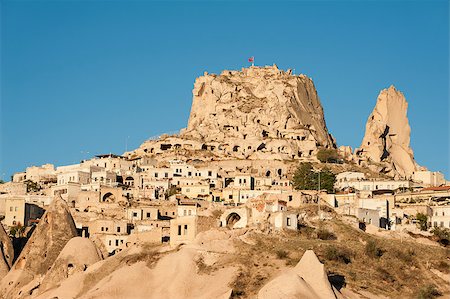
[248,56,254,63]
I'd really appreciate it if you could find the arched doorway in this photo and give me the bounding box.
[102,192,115,203]
[226,212,241,228]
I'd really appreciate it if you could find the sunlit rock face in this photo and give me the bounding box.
[180,65,335,160]
[0,196,78,299]
[357,85,420,178]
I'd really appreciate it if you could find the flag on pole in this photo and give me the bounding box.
[248,56,254,66]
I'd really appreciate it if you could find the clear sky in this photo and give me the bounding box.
[1,0,449,180]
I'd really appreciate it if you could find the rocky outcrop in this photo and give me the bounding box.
[0,195,78,299]
[38,237,102,294]
[131,65,335,161]
[257,250,342,299]
[357,86,420,178]
[182,65,335,158]
[0,223,14,280]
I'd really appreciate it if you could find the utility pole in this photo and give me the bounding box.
[318,170,321,218]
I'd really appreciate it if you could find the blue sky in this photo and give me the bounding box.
[1,0,449,180]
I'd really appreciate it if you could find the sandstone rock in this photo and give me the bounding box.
[0,223,14,280]
[133,65,335,161]
[357,86,420,178]
[0,195,78,299]
[38,237,102,294]
[257,250,340,299]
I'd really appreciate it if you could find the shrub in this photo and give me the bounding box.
[376,267,395,282]
[416,213,428,231]
[324,246,352,264]
[276,249,289,259]
[391,248,415,264]
[431,227,450,246]
[316,228,337,240]
[365,239,383,258]
[416,284,441,299]
[317,148,340,163]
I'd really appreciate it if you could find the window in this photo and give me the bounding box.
[287,218,291,226]
[165,173,168,178]
[184,225,188,235]
[101,227,104,231]
[15,207,18,212]
[229,195,233,199]
[9,207,12,212]
[184,210,187,216]
[109,240,112,246]
[147,212,151,218]
[188,172,192,176]
[208,171,212,177]
[133,212,138,217]
[440,222,444,227]
[115,240,119,246]
[117,227,121,233]
[178,225,182,235]
[155,173,158,178]
[188,210,192,216]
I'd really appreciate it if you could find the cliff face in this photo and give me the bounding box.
[179,65,335,159]
[357,86,420,178]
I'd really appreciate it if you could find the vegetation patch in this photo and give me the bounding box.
[324,245,352,264]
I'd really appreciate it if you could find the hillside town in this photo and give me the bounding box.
[1,151,449,256]
[0,66,449,298]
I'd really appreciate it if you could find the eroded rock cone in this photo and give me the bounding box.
[0,195,78,299]
[257,250,341,299]
[0,223,14,280]
[38,237,102,294]
[357,86,420,178]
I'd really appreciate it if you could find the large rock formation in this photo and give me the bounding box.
[0,195,78,299]
[357,86,420,178]
[182,65,335,159]
[0,223,14,280]
[130,65,335,161]
[38,237,102,294]
[257,250,342,299]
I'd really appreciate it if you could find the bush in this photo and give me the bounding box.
[416,213,428,231]
[365,239,383,258]
[316,228,337,240]
[275,249,289,259]
[391,248,415,264]
[324,246,352,264]
[376,267,395,282]
[317,148,340,163]
[431,227,450,246]
[416,284,441,299]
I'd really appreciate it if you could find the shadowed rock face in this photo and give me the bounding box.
[38,237,102,294]
[0,196,78,299]
[181,65,335,159]
[0,224,14,280]
[358,86,420,178]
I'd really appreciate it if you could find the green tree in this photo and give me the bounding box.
[0,179,4,184]
[292,163,336,193]
[24,180,40,192]
[9,223,25,238]
[317,148,340,163]
[431,227,450,246]
[416,213,428,231]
